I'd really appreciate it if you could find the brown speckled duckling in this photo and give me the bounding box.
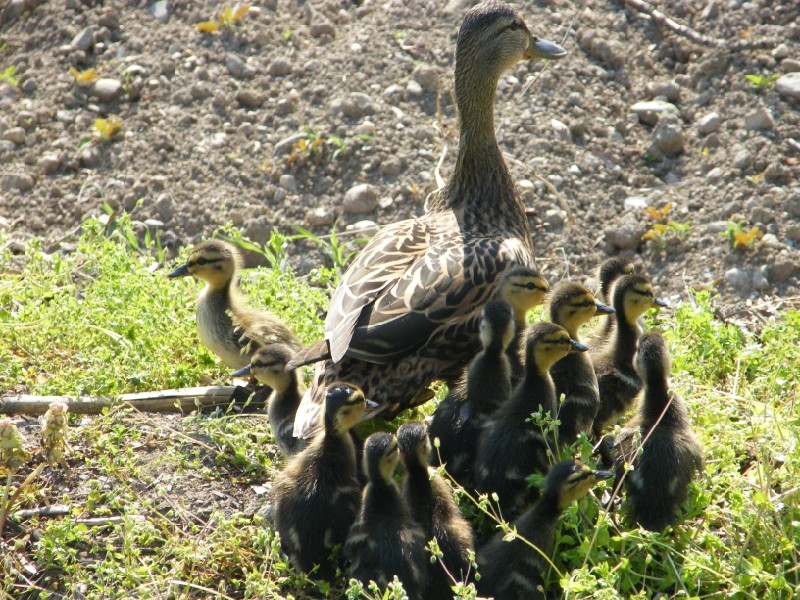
[477,459,611,600]
[398,421,475,597]
[613,333,704,531]
[272,383,374,579]
[345,432,427,596]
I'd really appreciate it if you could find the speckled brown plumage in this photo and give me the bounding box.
[289,2,566,439]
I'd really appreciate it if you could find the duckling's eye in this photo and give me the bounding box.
[582,300,594,307]
[506,20,523,31]
[195,257,208,266]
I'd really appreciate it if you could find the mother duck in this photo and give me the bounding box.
[290,1,566,438]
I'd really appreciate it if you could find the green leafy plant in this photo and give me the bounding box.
[196,4,250,32]
[723,221,763,251]
[642,203,691,250]
[0,65,19,86]
[745,73,780,91]
[293,224,368,275]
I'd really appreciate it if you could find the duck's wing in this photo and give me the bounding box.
[325,213,530,364]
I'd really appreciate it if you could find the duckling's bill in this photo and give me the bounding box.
[653,297,670,308]
[570,339,589,352]
[595,302,615,315]
[168,263,191,278]
[232,365,252,377]
[524,37,567,60]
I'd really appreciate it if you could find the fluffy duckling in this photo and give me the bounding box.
[497,265,550,385]
[345,432,427,597]
[398,422,476,597]
[475,323,588,516]
[428,300,514,487]
[613,333,704,531]
[477,459,611,600]
[591,257,635,346]
[232,344,306,457]
[591,274,668,438]
[168,240,299,369]
[272,383,375,579]
[547,282,614,447]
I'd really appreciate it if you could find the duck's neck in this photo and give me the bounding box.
[612,312,642,366]
[642,380,680,424]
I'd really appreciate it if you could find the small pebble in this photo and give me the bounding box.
[697,112,721,135]
[90,79,122,102]
[631,100,677,126]
[343,183,378,214]
[775,73,800,100]
[744,107,774,131]
[651,114,684,156]
[2,127,25,145]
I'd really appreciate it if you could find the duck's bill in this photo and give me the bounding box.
[168,263,190,278]
[364,399,380,410]
[595,302,615,315]
[592,469,613,481]
[570,339,589,352]
[232,365,252,377]
[653,297,669,308]
[525,37,567,60]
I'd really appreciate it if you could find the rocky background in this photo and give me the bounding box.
[1,0,799,325]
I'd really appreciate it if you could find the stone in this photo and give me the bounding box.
[225,54,247,78]
[38,153,61,174]
[649,80,681,102]
[724,267,750,291]
[90,79,122,102]
[776,73,800,100]
[406,80,423,97]
[343,183,378,214]
[732,148,752,170]
[411,64,438,91]
[784,223,800,242]
[631,100,677,125]
[605,218,647,249]
[651,114,684,156]
[752,266,769,291]
[268,58,292,76]
[697,112,721,134]
[744,107,774,131]
[236,89,264,107]
[781,59,800,73]
[544,208,566,227]
[71,26,94,51]
[707,167,725,182]
[624,196,648,210]
[773,44,791,60]
[770,259,797,281]
[341,93,373,119]
[309,21,334,38]
[1,173,34,191]
[154,194,174,222]
[551,119,572,143]
[150,0,169,22]
[346,220,379,237]
[79,146,101,168]
[306,206,335,227]
[279,174,298,192]
[2,0,26,23]
[2,126,25,145]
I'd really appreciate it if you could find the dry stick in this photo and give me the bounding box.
[0,463,46,538]
[624,0,780,50]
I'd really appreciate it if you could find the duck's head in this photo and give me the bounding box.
[457,2,566,80]
[363,431,400,484]
[498,266,550,326]
[548,281,614,337]
[597,257,635,302]
[479,300,515,353]
[324,382,376,435]
[397,421,431,471]
[232,343,295,392]
[634,332,671,383]
[168,240,241,290]
[544,459,612,511]
[524,322,587,373]
[612,274,669,326]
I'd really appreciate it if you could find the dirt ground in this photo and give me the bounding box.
[1,0,799,324]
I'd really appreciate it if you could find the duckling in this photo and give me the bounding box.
[497,265,550,385]
[345,432,427,597]
[168,239,299,370]
[591,274,668,438]
[547,282,614,447]
[613,333,703,531]
[476,459,611,600]
[232,344,306,457]
[398,422,476,597]
[288,2,567,439]
[474,323,588,516]
[428,300,514,487]
[591,257,635,347]
[271,383,375,579]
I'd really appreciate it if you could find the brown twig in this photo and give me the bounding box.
[624,0,780,51]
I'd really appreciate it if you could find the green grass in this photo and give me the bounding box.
[1,218,799,599]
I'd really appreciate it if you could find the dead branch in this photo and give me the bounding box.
[624,0,781,51]
[0,386,239,416]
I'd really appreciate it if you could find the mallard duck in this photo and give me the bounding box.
[497,265,550,385]
[271,383,375,579]
[397,422,476,597]
[613,333,703,531]
[232,344,306,457]
[591,257,635,345]
[428,300,514,487]
[591,274,668,438]
[476,459,611,600]
[168,240,299,369]
[547,282,614,447]
[288,2,567,439]
[345,432,427,596]
[474,322,587,516]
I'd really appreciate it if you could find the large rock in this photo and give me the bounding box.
[343,183,378,214]
[776,73,800,100]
